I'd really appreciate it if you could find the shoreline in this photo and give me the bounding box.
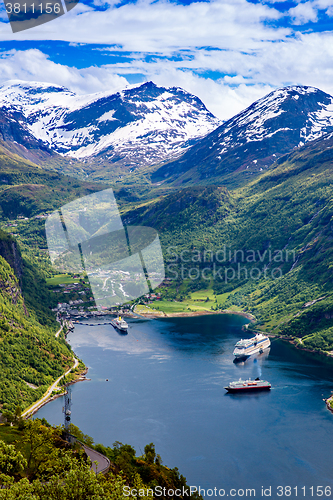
[22,363,89,419]
[264,335,333,412]
[279,335,333,359]
[69,308,256,322]
[26,309,254,418]
[325,395,333,414]
[133,308,256,321]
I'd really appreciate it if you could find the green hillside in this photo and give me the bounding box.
[121,135,333,351]
[0,228,74,414]
[0,146,105,219]
[0,419,201,499]
[0,149,107,413]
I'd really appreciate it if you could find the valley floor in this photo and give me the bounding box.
[134,304,255,321]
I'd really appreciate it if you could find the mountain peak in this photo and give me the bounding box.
[0,79,72,94]
[152,85,333,187]
[0,80,221,178]
[271,84,320,95]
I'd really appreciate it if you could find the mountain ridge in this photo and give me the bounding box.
[0,80,221,181]
[3,81,333,190]
[151,85,333,187]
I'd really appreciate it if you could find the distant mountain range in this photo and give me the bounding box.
[1,81,333,188]
[152,86,333,187]
[0,80,221,180]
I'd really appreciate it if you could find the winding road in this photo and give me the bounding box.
[55,320,64,338]
[21,318,81,418]
[22,320,110,475]
[82,444,111,474]
[22,356,79,418]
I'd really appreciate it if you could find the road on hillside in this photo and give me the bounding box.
[22,357,79,418]
[82,445,110,474]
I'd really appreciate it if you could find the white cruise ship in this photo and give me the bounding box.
[111,316,128,333]
[233,333,270,359]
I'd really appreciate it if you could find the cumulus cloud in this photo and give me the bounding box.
[289,2,318,24]
[87,28,333,115]
[1,0,287,50]
[0,49,129,94]
[0,47,277,119]
[150,69,275,119]
[288,0,333,24]
[0,0,332,120]
[2,29,333,121]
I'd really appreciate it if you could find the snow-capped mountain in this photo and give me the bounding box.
[0,80,221,173]
[152,86,333,186]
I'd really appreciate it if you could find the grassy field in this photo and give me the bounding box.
[134,304,165,315]
[46,274,81,286]
[135,289,241,315]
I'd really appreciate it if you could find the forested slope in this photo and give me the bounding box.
[122,135,333,350]
[0,419,202,499]
[0,145,104,219]
[0,229,74,413]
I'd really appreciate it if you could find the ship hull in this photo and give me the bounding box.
[234,343,270,359]
[233,336,271,359]
[225,385,271,393]
[111,320,128,333]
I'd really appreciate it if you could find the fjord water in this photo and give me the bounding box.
[37,315,333,494]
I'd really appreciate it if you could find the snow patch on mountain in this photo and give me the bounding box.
[97,110,118,122]
[190,85,333,164]
[151,85,333,185]
[0,80,221,168]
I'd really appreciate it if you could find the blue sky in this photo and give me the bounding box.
[0,0,332,119]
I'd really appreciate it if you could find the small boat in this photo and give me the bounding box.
[233,333,270,359]
[225,377,271,393]
[111,316,128,333]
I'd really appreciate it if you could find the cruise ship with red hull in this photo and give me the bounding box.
[225,378,271,393]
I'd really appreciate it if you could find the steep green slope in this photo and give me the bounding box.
[0,146,105,219]
[0,230,74,413]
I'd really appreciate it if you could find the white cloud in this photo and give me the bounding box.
[150,68,274,119]
[0,0,332,120]
[0,49,129,94]
[288,0,333,24]
[289,2,318,24]
[312,0,333,9]
[3,29,333,121]
[0,47,277,119]
[1,0,286,51]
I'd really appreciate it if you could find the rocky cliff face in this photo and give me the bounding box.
[0,232,23,283]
